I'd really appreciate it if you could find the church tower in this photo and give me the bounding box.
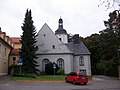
[55,18,68,43]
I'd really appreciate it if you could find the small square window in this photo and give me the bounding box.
[0,44,1,56]
[52,45,55,49]
[13,57,16,64]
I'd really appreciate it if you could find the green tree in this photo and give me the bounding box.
[83,34,101,74]
[19,9,39,74]
[98,10,120,76]
[81,10,120,77]
[98,28,118,76]
[99,29,118,61]
[96,59,110,75]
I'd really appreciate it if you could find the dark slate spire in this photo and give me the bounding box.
[55,17,67,34]
[59,17,63,28]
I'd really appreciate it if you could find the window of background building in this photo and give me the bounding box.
[13,56,16,65]
[0,44,1,56]
[5,48,6,56]
[4,48,7,64]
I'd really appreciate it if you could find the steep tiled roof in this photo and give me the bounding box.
[65,41,90,55]
[10,37,21,43]
[0,37,13,48]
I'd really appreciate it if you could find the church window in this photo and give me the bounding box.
[57,58,64,69]
[42,59,50,71]
[59,38,61,41]
[44,34,46,36]
[79,56,84,66]
[52,45,55,49]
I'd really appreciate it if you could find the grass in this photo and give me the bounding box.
[12,75,93,81]
[88,76,92,80]
[12,75,65,81]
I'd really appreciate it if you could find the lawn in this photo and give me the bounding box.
[12,75,65,81]
[12,75,92,81]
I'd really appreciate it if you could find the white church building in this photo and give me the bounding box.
[36,18,91,76]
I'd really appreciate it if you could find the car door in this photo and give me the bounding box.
[71,72,77,82]
[67,72,73,82]
[66,73,71,82]
[69,72,76,82]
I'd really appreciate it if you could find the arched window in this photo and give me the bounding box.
[79,56,84,66]
[59,38,61,41]
[42,59,50,71]
[57,58,64,69]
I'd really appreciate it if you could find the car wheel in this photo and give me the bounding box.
[84,83,87,85]
[73,80,76,85]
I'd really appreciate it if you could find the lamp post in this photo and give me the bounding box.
[104,10,120,79]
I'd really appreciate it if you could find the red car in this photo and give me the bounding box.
[65,72,88,85]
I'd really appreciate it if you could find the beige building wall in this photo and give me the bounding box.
[9,37,21,67]
[14,43,21,49]
[0,28,13,75]
[9,54,19,66]
[0,39,11,75]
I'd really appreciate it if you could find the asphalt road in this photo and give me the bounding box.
[0,75,120,90]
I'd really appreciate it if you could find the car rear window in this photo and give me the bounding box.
[79,73,87,76]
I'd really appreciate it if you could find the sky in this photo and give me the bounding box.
[0,0,119,38]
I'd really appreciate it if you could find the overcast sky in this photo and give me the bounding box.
[0,0,119,37]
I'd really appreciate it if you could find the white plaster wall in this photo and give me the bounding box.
[36,54,73,74]
[56,34,68,43]
[36,24,72,54]
[73,55,91,76]
[36,24,91,75]
[88,55,91,76]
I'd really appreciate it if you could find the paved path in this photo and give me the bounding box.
[0,75,120,90]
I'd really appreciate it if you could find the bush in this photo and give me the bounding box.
[57,68,65,75]
[12,65,21,76]
[12,65,37,78]
[8,65,14,75]
[39,72,46,75]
